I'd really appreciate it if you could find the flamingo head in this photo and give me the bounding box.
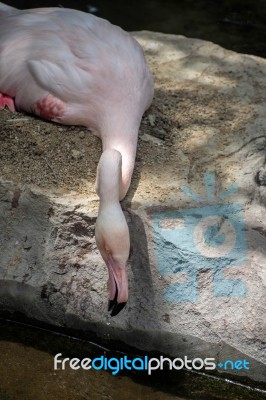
[95,203,130,317]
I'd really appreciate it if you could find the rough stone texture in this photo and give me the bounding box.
[0,32,266,384]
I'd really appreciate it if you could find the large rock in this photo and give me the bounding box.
[0,32,266,384]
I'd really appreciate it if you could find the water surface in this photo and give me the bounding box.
[0,319,265,400]
[5,0,266,58]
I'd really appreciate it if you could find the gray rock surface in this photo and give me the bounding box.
[0,32,266,384]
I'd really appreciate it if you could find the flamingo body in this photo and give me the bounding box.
[0,3,154,316]
[0,4,153,131]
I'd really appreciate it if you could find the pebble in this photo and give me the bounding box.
[141,133,164,146]
[71,149,83,160]
[152,127,166,140]
[148,114,156,127]
[161,116,172,125]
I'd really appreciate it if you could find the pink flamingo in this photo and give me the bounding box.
[0,3,154,316]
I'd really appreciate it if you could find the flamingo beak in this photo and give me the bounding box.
[107,255,128,317]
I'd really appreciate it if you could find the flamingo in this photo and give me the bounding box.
[0,3,154,316]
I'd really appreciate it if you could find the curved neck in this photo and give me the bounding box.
[96,149,123,206]
[99,142,137,201]
[98,115,140,200]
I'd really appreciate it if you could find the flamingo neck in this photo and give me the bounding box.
[99,141,137,201]
[96,149,124,205]
[98,115,140,200]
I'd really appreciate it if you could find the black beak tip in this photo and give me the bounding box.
[108,280,127,316]
[108,280,119,312]
[108,298,116,312]
[110,301,127,317]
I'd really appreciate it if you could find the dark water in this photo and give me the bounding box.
[0,319,265,400]
[5,0,266,58]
